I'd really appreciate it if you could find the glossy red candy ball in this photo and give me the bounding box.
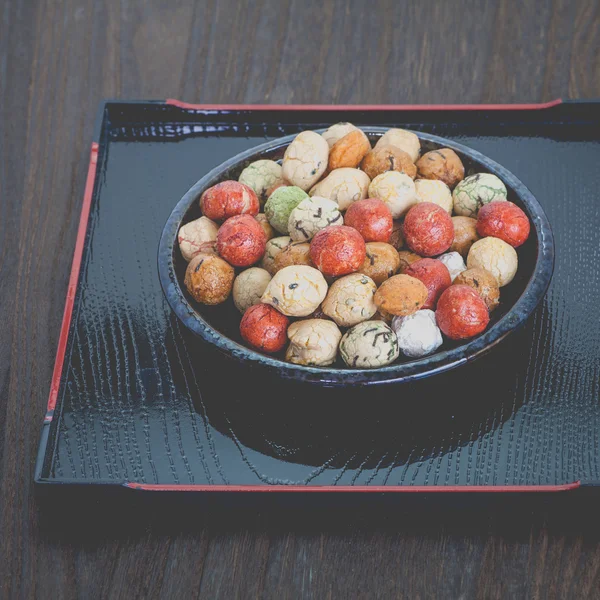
[240,304,289,353]
[436,285,490,340]
[476,201,530,248]
[200,180,259,222]
[403,202,454,257]
[404,258,452,310]
[216,214,267,267]
[344,198,393,242]
[310,225,366,277]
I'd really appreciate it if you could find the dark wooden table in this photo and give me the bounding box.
[2,1,600,597]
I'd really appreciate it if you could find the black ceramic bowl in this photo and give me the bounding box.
[158,129,554,386]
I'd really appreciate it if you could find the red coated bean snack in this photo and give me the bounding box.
[310,225,366,277]
[403,202,454,257]
[476,201,530,248]
[436,285,490,340]
[344,198,393,243]
[240,303,289,353]
[216,214,267,267]
[200,180,259,221]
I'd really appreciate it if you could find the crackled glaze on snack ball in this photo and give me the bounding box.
[322,273,378,327]
[286,319,343,366]
[375,128,421,163]
[232,267,272,314]
[392,310,443,358]
[321,122,358,148]
[238,160,285,206]
[287,196,343,242]
[368,171,418,219]
[178,216,219,262]
[437,251,467,282]
[328,129,371,171]
[184,253,235,305]
[216,214,267,267]
[200,180,259,222]
[451,216,479,257]
[452,173,507,217]
[374,274,428,318]
[397,250,423,273]
[282,131,329,191]
[273,242,314,272]
[467,237,518,287]
[254,213,276,241]
[264,186,309,234]
[310,225,366,277]
[261,236,291,274]
[344,198,393,243]
[436,285,490,340]
[240,303,289,353]
[416,148,465,189]
[261,265,328,317]
[360,145,417,180]
[415,179,453,214]
[309,168,370,211]
[358,242,401,286]
[404,258,451,310]
[403,202,454,257]
[476,201,531,248]
[454,267,500,312]
[340,321,400,368]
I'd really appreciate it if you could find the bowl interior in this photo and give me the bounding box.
[160,129,551,384]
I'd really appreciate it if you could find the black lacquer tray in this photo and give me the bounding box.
[35,100,600,493]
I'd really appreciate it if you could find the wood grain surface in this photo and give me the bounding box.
[1,0,600,598]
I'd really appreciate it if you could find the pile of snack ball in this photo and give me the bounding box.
[178,123,530,369]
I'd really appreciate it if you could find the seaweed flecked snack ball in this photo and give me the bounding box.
[450,216,479,257]
[344,198,393,243]
[374,274,428,318]
[309,168,370,211]
[200,180,259,222]
[454,267,500,312]
[238,160,285,206]
[287,196,343,242]
[360,145,417,180]
[178,216,219,262]
[403,258,452,310]
[232,267,272,314]
[240,304,289,353]
[452,173,507,217]
[310,225,366,277]
[328,129,371,170]
[216,214,267,267]
[264,186,309,234]
[261,265,328,317]
[403,202,454,257]
[436,285,490,340]
[322,273,378,327]
[476,201,530,248]
[358,242,401,285]
[416,148,464,189]
[282,131,329,191]
[467,237,518,287]
[184,253,235,305]
[286,319,343,366]
[392,310,443,358]
[339,321,400,368]
[375,128,421,163]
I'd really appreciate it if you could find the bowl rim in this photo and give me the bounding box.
[158,128,554,385]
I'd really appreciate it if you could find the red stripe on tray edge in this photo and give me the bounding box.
[45,143,99,416]
[125,481,580,493]
[165,99,563,111]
